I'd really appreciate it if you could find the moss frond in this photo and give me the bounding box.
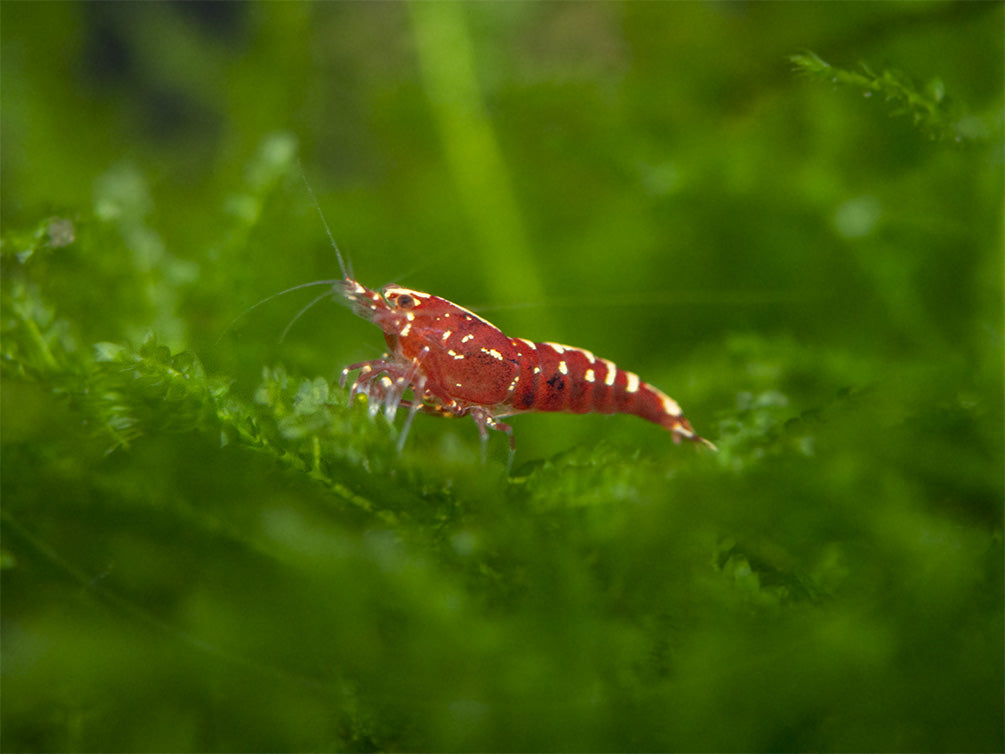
[790,51,989,142]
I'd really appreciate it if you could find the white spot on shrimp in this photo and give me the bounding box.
[383,286,431,301]
[441,329,453,342]
[601,359,617,387]
[400,323,412,337]
[545,342,566,354]
[532,366,541,374]
[461,334,474,343]
[447,349,465,360]
[660,394,682,416]
[584,369,595,383]
[481,347,504,361]
[625,372,640,393]
[558,360,568,375]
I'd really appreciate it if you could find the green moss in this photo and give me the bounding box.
[2,3,1002,751]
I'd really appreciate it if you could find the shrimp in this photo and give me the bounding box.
[255,178,716,456]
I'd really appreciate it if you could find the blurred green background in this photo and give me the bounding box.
[2,2,1002,751]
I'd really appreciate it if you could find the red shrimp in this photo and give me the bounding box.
[346,286,718,450]
[259,180,716,455]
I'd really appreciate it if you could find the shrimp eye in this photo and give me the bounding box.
[395,294,415,309]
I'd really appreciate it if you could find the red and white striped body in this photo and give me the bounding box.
[338,281,715,452]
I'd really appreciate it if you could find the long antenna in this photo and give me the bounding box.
[299,162,353,282]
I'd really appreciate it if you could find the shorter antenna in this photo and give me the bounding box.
[217,279,343,344]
